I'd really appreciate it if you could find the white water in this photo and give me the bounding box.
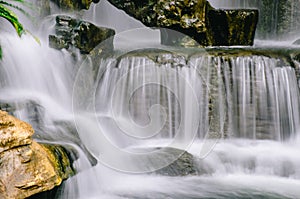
[1,30,300,198]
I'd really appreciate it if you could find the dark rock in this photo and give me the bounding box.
[107,0,258,46]
[107,0,158,26]
[73,21,115,53]
[49,35,69,50]
[49,15,115,54]
[50,0,100,10]
[207,9,258,46]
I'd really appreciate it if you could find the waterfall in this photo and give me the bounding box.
[209,0,257,8]
[1,30,300,197]
[1,1,300,198]
[72,53,300,144]
[82,0,144,33]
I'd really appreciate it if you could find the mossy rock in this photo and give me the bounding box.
[49,15,115,54]
[107,0,258,46]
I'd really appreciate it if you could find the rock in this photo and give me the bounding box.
[73,21,115,53]
[0,111,73,199]
[49,15,115,54]
[0,110,34,153]
[49,35,69,50]
[0,99,45,133]
[155,147,198,176]
[107,0,258,46]
[293,38,300,45]
[207,9,258,46]
[50,0,100,10]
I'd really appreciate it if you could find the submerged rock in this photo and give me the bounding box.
[293,38,300,45]
[49,15,115,54]
[0,111,73,199]
[107,0,258,46]
[155,147,198,176]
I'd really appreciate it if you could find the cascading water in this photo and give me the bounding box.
[1,1,300,199]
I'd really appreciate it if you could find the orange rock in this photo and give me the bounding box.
[0,111,73,199]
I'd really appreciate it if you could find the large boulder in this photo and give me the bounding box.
[49,15,115,54]
[0,111,73,199]
[107,0,258,46]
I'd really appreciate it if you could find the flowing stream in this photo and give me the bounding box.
[1,1,300,199]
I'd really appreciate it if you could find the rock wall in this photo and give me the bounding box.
[107,0,258,46]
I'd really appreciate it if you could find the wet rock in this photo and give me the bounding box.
[293,38,300,45]
[50,0,100,10]
[0,99,45,131]
[207,9,258,46]
[107,0,258,46]
[49,15,115,54]
[155,148,198,176]
[49,35,69,50]
[73,21,115,53]
[0,111,73,199]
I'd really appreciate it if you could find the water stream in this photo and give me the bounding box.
[1,1,300,199]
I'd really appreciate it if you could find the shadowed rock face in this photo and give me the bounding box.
[0,111,73,199]
[49,15,115,54]
[50,0,100,10]
[107,0,258,46]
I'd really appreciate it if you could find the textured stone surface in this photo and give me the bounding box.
[0,111,73,199]
[50,0,100,10]
[155,147,198,176]
[0,110,34,153]
[49,15,115,54]
[107,0,258,46]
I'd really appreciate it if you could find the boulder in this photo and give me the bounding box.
[107,0,258,46]
[50,0,100,10]
[49,15,115,54]
[293,38,300,45]
[0,111,73,199]
[155,147,198,176]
